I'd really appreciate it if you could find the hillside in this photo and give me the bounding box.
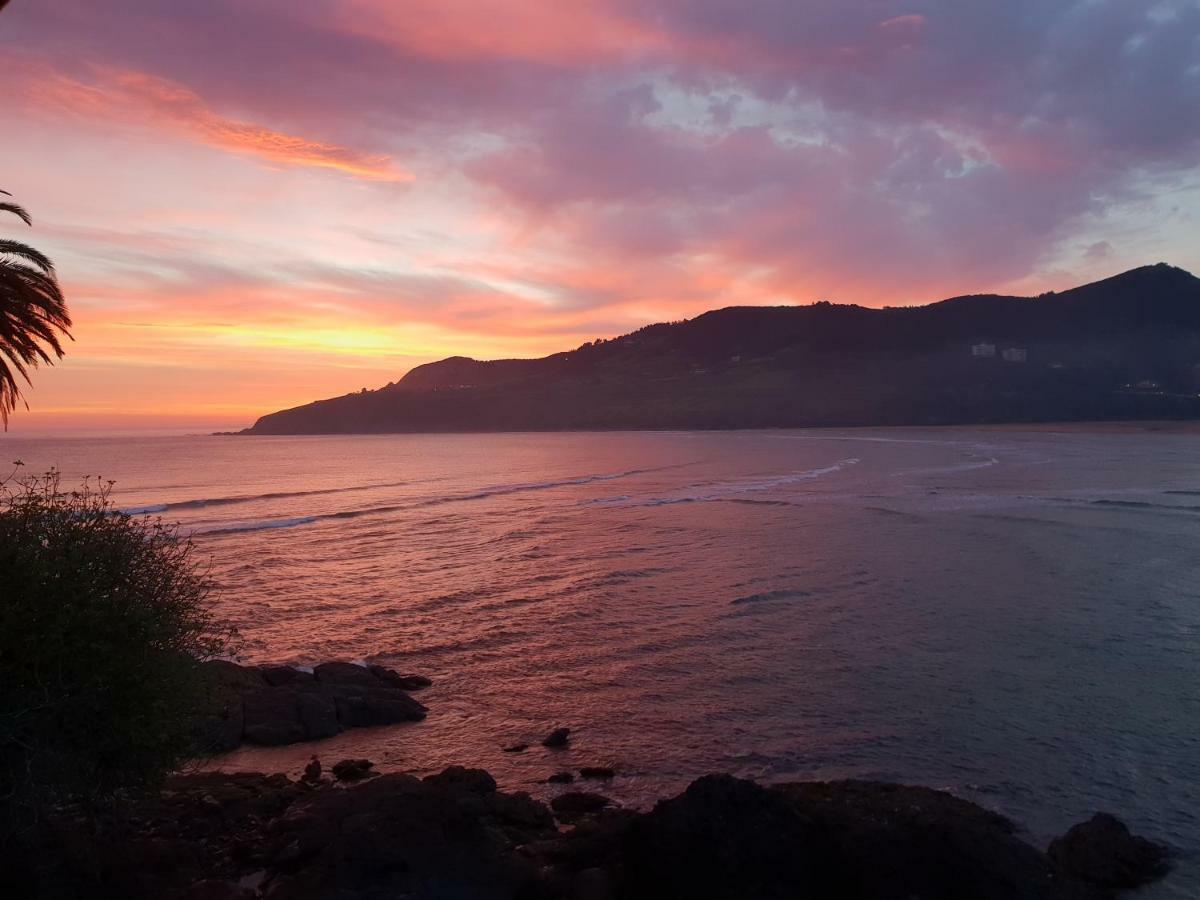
[242,264,1200,434]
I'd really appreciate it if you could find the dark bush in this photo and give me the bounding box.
[0,469,235,823]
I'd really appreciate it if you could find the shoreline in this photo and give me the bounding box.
[26,760,1171,899]
[221,418,1200,438]
[164,661,1176,899]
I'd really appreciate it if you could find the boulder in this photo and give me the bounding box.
[260,666,315,687]
[622,775,837,899]
[302,757,321,784]
[263,772,545,899]
[775,779,1066,900]
[485,792,556,832]
[424,766,497,795]
[312,661,378,687]
[502,743,529,753]
[203,659,266,691]
[331,689,426,728]
[193,659,430,751]
[369,665,432,690]
[330,759,374,782]
[542,727,571,748]
[579,767,615,780]
[551,792,611,823]
[241,688,305,746]
[1048,812,1169,890]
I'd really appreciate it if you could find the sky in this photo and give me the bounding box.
[2,1,1199,433]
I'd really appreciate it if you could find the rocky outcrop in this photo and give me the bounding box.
[1048,813,1170,892]
[16,769,1171,900]
[194,660,429,752]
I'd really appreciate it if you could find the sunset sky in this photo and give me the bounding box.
[2,1,1199,432]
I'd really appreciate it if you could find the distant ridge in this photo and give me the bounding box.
[243,264,1200,434]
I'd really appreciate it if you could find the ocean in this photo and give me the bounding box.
[4,427,1197,895]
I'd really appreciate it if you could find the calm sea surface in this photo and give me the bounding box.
[4,428,1198,895]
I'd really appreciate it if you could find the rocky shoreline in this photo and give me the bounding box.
[18,659,1166,898]
[21,760,1169,899]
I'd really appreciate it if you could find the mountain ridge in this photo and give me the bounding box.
[242,263,1200,434]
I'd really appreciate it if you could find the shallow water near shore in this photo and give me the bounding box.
[6,427,1198,896]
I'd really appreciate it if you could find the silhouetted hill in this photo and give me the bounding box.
[243,264,1200,433]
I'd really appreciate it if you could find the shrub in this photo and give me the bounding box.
[0,469,235,821]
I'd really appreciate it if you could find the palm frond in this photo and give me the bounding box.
[0,202,33,226]
[0,239,55,274]
[0,193,70,426]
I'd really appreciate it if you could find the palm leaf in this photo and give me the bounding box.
[0,194,71,425]
[0,239,55,274]
[0,202,33,227]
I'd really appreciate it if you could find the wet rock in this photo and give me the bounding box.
[331,689,426,728]
[775,779,1066,900]
[1048,812,1170,891]
[623,775,835,899]
[263,773,545,899]
[572,867,616,900]
[424,766,498,795]
[311,661,379,686]
[485,791,556,832]
[242,688,306,746]
[260,665,314,687]
[548,771,575,785]
[368,665,432,690]
[330,759,374,782]
[579,767,615,780]
[551,792,611,823]
[193,660,429,751]
[302,757,321,784]
[542,727,571,748]
[295,692,340,740]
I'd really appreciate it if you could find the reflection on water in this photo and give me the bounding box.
[7,428,1199,896]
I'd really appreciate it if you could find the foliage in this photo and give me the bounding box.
[0,469,236,823]
[0,190,72,427]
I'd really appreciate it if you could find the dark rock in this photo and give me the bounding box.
[369,664,432,690]
[548,771,575,784]
[572,867,616,900]
[1048,812,1170,890]
[331,689,426,727]
[330,759,374,782]
[312,661,379,686]
[424,766,498,795]
[260,665,315,687]
[485,791,556,832]
[203,659,266,690]
[551,792,611,823]
[241,688,305,746]
[623,775,836,900]
[542,727,571,748]
[295,691,340,740]
[264,773,544,899]
[579,767,615,780]
[194,659,427,752]
[502,743,529,753]
[302,757,321,783]
[776,779,1065,900]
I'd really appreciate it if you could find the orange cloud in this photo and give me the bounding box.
[27,65,410,182]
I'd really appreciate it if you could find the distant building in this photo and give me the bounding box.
[1002,347,1028,363]
[971,342,997,358]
